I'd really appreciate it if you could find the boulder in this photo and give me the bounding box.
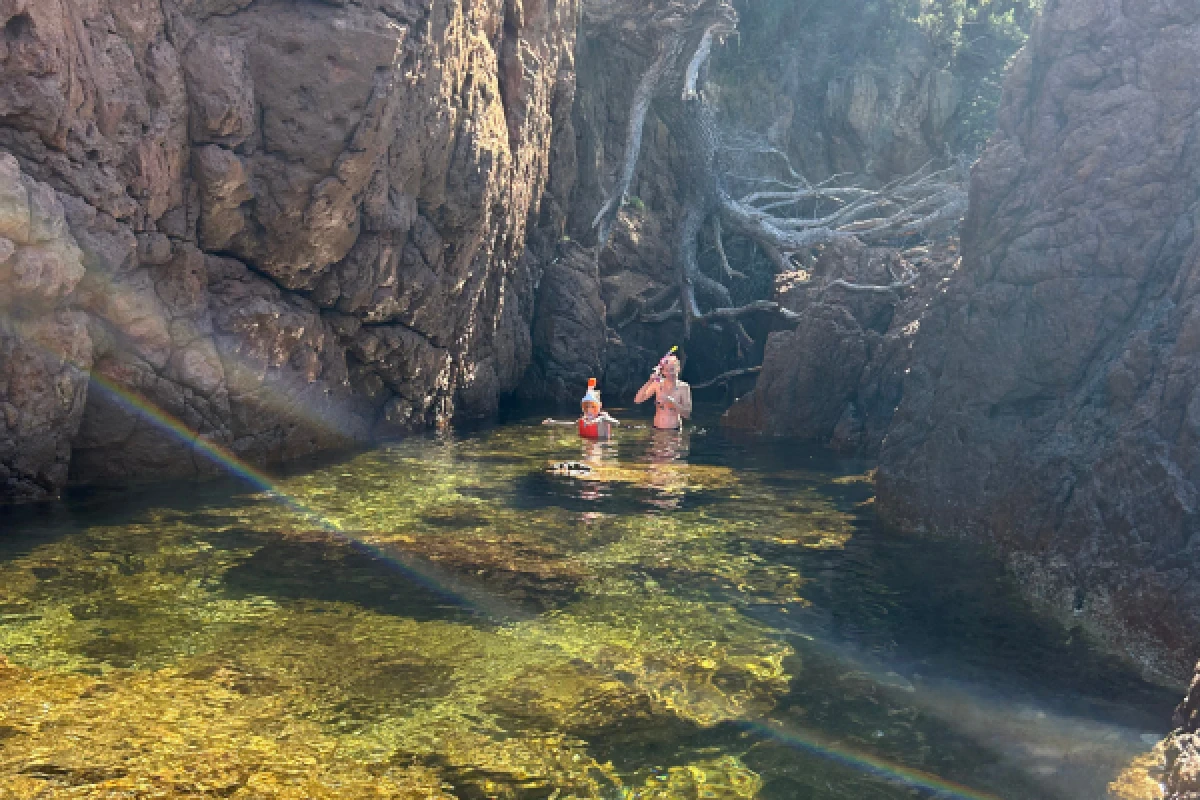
[522,244,608,408]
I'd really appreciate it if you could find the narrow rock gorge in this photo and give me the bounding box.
[1,0,1023,492]
[9,0,1200,796]
[3,0,1199,742]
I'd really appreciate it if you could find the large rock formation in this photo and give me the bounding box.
[877,0,1200,683]
[721,238,958,453]
[0,0,578,499]
[1168,662,1200,799]
[0,155,91,499]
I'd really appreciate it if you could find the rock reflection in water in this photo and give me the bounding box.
[0,418,1179,799]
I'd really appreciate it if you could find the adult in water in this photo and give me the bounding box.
[634,352,692,429]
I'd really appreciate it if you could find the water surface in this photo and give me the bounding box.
[0,414,1177,799]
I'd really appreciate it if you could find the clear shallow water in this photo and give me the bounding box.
[0,413,1178,799]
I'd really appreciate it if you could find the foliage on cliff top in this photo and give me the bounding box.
[728,0,1042,153]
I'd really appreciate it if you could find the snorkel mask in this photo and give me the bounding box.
[656,346,680,380]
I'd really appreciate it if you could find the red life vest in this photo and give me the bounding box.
[577,417,600,438]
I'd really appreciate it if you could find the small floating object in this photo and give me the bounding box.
[547,461,592,476]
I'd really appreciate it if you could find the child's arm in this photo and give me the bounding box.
[599,412,620,426]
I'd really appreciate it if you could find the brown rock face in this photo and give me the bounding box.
[1168,663,1200,799]
[0,0,579,499]
[721,239,959,453]
[877,0,1200,682]
[522,243,608,406]
[0,154,91,500]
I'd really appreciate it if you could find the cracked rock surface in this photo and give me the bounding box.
[877,0,1200,683]
[0,0,578,499]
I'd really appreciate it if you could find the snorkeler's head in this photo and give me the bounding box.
[659,353,681,378]
[581,377,602,413]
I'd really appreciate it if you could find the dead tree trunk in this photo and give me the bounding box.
[587,0,967,362]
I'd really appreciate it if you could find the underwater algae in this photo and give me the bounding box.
[0,424,858,798]
[1107,745,1166,800]
[0,421,1158,800]
[0,550,782,798]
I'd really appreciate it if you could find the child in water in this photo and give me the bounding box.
[543,378,620,439]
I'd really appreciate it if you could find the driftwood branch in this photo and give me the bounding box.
[631,298,801,325]
[825,271,919,294]
[683,24,720,100]
[591,31,685,254]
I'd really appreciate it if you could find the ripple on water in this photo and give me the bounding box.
[0,415,1179,799]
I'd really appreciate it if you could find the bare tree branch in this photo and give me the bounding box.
[643,300,683,323]
[591,31,685,253]
[683,24,720,100]
[759,239,797,273]
[825,271,919,294]
[631,298,801,324]
[711,216,745,280]
[613,282,679,329]
[585,0,965,379]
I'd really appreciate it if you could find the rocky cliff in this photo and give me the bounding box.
[1169,662,1200,798]
[0,0,1031,498]
[878,0,1200,683]
[721,238,960,452]
[0,0,577,499]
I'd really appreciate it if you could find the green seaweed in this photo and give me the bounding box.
[0,421,1157,799]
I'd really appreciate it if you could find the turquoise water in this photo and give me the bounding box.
[0,413,1177,799]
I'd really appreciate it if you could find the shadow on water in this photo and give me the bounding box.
[219,532,483,625]
[756,518,1180,731]
[0,476,270,568]
[490,471,739,516]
